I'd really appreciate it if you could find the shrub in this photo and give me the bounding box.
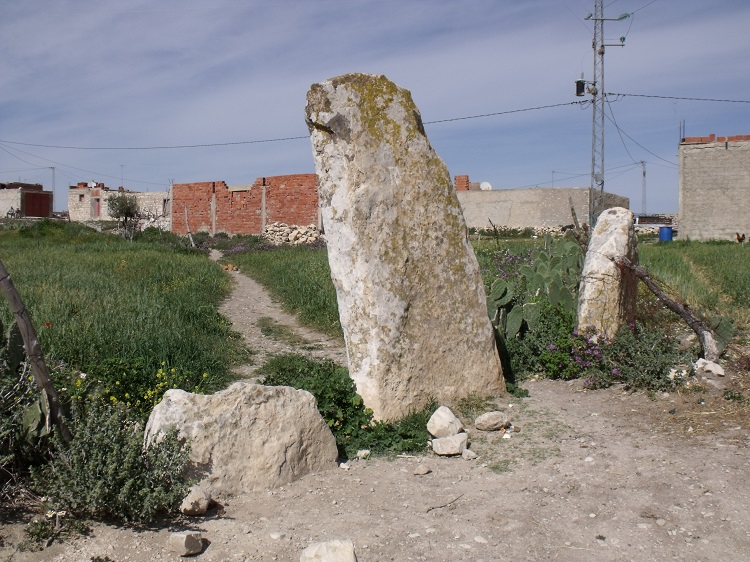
[32,400,191,524]
[259,354,431,458]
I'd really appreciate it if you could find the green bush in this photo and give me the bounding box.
[32,400,191,524]
[259,354,431,458]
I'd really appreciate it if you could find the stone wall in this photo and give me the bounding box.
[170,174,319,236]
[678,134,750,241]
[456,187,629,230]
[68,183,171,229]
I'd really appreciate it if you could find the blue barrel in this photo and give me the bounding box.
[659,226,673,242]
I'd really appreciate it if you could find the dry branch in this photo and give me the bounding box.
[614,256,719,362]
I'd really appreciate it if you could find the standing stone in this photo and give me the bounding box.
[305,73,505,420]
[577,207,638,340]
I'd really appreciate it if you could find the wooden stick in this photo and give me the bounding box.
[614,256,719,362]
[0,260,72,443]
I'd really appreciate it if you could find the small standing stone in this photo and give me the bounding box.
[462,449,478,460]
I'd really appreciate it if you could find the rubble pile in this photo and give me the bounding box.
[262,222,322,245]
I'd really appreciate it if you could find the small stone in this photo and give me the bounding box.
[474,535,488,544]
[584,456,594,462]
[501,433,511,439]
[356,449,371,459]
[432,432,469,456]
[180,485,212,516]
[425,528,436,534]
[462,449,478,460]
[339,462,351,470]
[408,533,420,538]
[413,464,432,475]
[168,532,203,556]
[300,539,358,562]
[270,531,286,540]
[656,519,667,526]
[427,406,463,438]
[474,411,512,431]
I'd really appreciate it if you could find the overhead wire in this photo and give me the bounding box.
[605,95,640,164]
[0,142,168,187]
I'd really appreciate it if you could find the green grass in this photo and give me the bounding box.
[0,220,248,403]
[640,241,750,331]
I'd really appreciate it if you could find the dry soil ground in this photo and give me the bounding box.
[2,259,750,562]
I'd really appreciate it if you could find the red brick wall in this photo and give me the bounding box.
[682,133,750,144]
[171,174,319,236]
[454,175,470,191]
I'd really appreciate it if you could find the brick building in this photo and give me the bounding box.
[678,134,750,241]
[171,174,319,236]
[0,182,53,218]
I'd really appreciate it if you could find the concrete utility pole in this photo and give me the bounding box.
[641,160,647,215]
[580,1,629,224]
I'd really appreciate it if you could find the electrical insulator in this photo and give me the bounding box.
[575,79,586,97]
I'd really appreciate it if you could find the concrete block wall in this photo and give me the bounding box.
[171,174,319,236]
[456,186,628,230]
[678,134,750,241]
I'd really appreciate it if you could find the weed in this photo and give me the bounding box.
[489,459,514,473]
[32,400,191,524]
[259,354,431,458]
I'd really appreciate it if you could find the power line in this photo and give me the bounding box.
[0,101,588,151]
[0,142,167,187]
[607,92,750,103]
[605,97,639,164]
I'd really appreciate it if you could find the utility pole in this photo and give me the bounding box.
[640,160,647,216]
[578,1,629,225]
[50,167,55,211]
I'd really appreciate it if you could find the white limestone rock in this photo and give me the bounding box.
[305,73,505,420]
[168,532,203,556]
[432,432,469,456]
[300,539,358,562]
[577,207,639,340]
[145,382,338,498]
[427,406,463,438]
[695,358,725,377]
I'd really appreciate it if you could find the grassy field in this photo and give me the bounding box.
[233,235,749,341]
[0,221,247,405]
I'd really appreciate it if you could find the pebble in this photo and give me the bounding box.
[584,457,594,462]
[414,464,432,475]
[269,532,285,540]
[474,536,488,544]
[656,519,667,526]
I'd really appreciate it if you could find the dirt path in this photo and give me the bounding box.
[212,249,347,377]
[3,255,750,561]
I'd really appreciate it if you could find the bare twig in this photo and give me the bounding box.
[426,493,464,513]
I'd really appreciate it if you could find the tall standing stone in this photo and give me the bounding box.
[577,207,639,339]
[305,73,505,421]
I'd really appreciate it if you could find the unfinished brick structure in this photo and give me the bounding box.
[170,174,319,236]
[678,134,750,241]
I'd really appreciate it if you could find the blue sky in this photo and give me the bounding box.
[1,0,748,213]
